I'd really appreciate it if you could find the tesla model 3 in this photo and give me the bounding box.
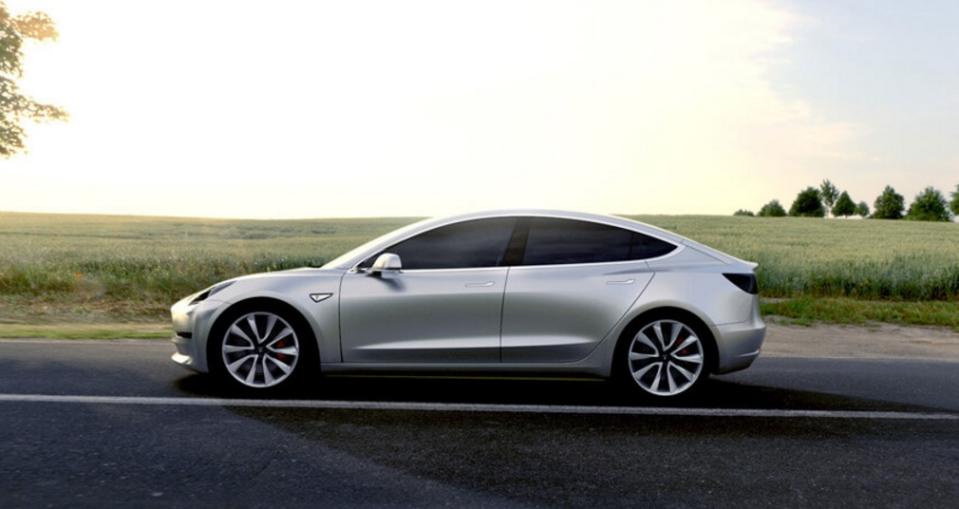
[170,210,765,397]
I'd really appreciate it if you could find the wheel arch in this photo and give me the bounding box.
[206,296,321,371]
[613,305,720,375]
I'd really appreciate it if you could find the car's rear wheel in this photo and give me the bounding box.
[209,304,314,391]
[619,316,709,397]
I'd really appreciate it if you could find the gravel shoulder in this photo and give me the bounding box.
[763,323,959,361]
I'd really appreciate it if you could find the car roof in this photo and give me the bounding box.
[431,209,687,243]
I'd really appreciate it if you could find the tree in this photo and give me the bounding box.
[789,187,825,217]
[820,180,839,217]
[733,209,754,217]
[832,191,856,217]
[872,185,905,219]
[855,201,870,218]
[906,186,951,222]
[950,184,959,217]
[0,3,67,157]
[757,200,786,217]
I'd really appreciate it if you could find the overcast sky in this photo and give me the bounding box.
[2,0,956,218]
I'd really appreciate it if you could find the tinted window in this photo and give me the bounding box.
[631,231,676,259]
[521,218,675,265]
[366,218,516,270]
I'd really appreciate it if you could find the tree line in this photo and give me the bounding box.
[734,181,959,222]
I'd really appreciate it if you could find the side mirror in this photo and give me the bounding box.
[370,253,402,275]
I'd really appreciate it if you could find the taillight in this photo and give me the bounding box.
[723,273,758,294]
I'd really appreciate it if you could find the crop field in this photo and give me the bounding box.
[640,215,959,301]
[0,211,957,335]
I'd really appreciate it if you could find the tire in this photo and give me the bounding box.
[208,302,317,392]
[615,311,712,398]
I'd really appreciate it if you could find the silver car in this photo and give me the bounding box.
[171,210,765,398]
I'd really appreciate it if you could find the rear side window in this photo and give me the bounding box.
[367,218,516,270]
[630,231,677,259]
[521,218,675,266]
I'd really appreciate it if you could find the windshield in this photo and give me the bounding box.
[321,217,436,269]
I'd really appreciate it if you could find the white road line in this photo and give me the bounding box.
[0,393,955,420]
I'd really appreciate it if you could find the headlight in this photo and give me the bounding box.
[189,281,236,305]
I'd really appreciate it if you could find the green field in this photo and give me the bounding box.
[0,211,957,336]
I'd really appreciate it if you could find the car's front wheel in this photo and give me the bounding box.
[618,315,709,397]
[209,304,313,391]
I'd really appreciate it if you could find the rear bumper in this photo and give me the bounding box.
[714,317,766,374]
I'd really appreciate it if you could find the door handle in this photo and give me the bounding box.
[606,279,635,285]
[465,281,495,288]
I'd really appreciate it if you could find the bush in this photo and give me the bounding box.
[906,186,952,222]
[832,191,857,217]
[873,185,905,219]
[758,200,787,217]
[789,187,825,217]
[733,209,754,217]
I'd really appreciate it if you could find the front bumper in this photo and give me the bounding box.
[170,296,226,373]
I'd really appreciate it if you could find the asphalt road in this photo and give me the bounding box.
[0,340,957,508]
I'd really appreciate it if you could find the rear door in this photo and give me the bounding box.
[500,218,675,363]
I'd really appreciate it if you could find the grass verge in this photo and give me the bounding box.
[762,297,959,331]
[0,323,169,340]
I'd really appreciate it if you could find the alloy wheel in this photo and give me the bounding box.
[221,311,300,388]
[627,319,704,396]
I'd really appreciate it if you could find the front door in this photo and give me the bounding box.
[339,217,516,363]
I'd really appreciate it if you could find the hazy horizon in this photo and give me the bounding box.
[0,208,768,221]
[2,0,957,219]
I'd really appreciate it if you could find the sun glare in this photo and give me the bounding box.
[0,0,903,218]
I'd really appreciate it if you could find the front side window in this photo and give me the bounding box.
[364,218,516,270]
[521,218,675,266]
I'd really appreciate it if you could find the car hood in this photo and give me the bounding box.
[204,267,346,304]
